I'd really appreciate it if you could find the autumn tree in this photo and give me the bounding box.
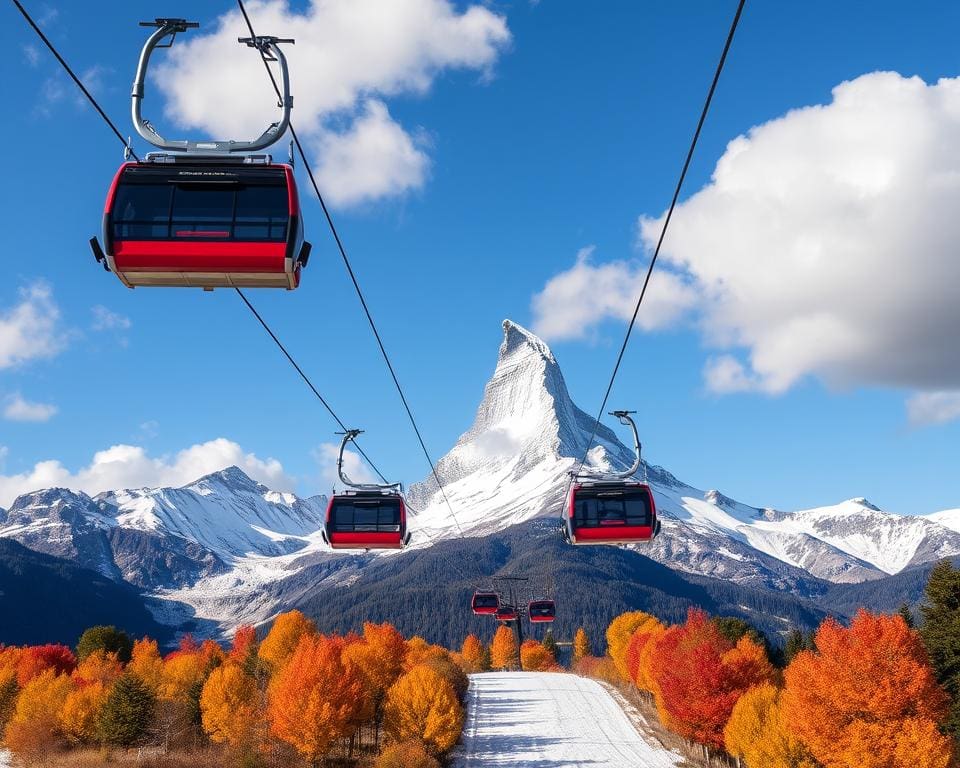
[60,682,109,745]
[259,610,317,671]
[383,664,464,755]
[127,638,164,693]
[490,626,519,671]
[343,622,407,744]
[520,640,555,672]
[920,558,960,736]
[724,683,815,768]
[76,625,133,663]
[375,739,441,768]
[573,627,591,662]
[606,611,656,682]
[784,610,952,768]
[422,656,469,702]
[97,673,156,747]
[4,669,72,760]
[459,635,485,673]
[73,650,123,686]
[229,625,258,667]
[404,637,448,670]
[200,662,260,752]
[0,669,17,732]
[16,644,76,686]
[626,617,666,695]
[652,608,775,749]
[268,634,365,765]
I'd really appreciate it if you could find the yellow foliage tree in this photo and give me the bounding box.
[73,650,123,686]
[375,739,440,768]
[520,640,555,672]
[573,628,591,663]
[606,611,656,682]
[4,669,72,760]
[633,620,667,695]
[724,683,816,768]
[60,681,109,745]
[459,635,485,673]
[127,638,164,693]
[200,662,260,750]
[344,622,408,730]
[383,664,464,755]
[159,652,207,702]
[490,626,518,671]
[404,636,448,670]
[258,610,317,670]
[268,634,365,764]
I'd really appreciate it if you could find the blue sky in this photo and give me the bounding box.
[2,0,959,514]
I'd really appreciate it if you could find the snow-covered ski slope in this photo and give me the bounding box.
[451,672,683,768]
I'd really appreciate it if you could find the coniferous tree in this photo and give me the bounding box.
[898,602,916,629]
[783,628,815,665]
[919,558,960,736]
[97,673,156,747]
[542,630,559,661]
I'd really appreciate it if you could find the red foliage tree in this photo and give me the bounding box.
[651,608,774,749]
[16,644,77,686]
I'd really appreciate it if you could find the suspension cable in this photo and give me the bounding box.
[11,0,392,487]
[569,0,746,485]
[236,0,465,538]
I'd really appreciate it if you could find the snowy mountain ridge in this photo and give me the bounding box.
[1,319,957,632]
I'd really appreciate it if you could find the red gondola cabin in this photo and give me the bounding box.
[564,481,659,545]
[471,592,500,615]
[94,158,310,289]
[323,490,408,550]
[528,600,556,623]
[495,605,519,622]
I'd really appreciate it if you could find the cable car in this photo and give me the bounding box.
[471,591,500,615]
[563,411,661,546]
[528,600,556,623]
[495,605,518,622]
[320,429,411,551]
[91,18,310,290]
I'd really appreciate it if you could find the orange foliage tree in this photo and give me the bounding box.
[404,637,448,670]
[606,611,656,682]
[783,610,953,768]
[375,739,440,768]
[459,635,485,673]
[520,640,555,671]
[159,650,208,702]
[259,610,317,670]
[628,617,666,696]
[573,627,591,663]
[343,622,407,736]
[60,681,109,745]
[73,650,123,686]
[268,634,365,764]
[383,664,464,755]
[490,626,518,670]
[127,638,164,693]
[200,662,260,751]
[651,608,774,749]
[724,683,815,768]
[4,669,73,759]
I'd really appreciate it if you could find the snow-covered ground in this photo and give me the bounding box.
[0,748,11,767]
[450,672,684,768]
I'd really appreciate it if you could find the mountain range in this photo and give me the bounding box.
[1,320,956,647]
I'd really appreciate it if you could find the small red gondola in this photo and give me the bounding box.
[471,591,500,615]
[95,160,310,289]
[323,490,408,550]
[528,600,556,623]
[495,605,519,622]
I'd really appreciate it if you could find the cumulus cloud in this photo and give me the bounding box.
[91,305,132,332]
[3,394,57,423]
[630,72,960,399]
[906,391,960,427]
[0,439,292,508]
[153,0,509,207]
[0,283,65,369]
[315,442,380,491]
[531,246,697,341]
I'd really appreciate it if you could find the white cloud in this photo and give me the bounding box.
[907,391,960,427]
[91,305,131,332]
[0,439,292,508]
[3,394,57,423]
[153,0,509,207]
[531,246,697,341]
[314,100,429,207]
[0,283,65,369]
[315,442,379,491]
[630,72,960,397]
[22,44,40,67]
